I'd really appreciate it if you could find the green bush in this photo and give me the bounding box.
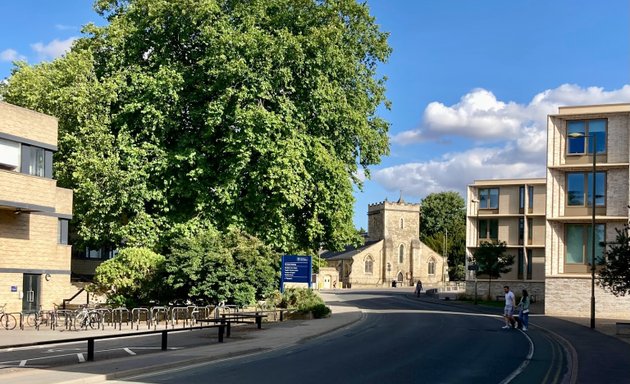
[277,288,331,317]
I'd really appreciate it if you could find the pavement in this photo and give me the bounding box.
[0,290,629,384]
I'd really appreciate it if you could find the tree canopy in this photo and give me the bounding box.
[599,225,630,296]
[420,192,466,280]
[1,0,391,254]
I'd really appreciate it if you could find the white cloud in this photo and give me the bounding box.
[31,37,77,60]
[392,84,630,144]
[55,24,77,31]
[378,84,630,199]
[0,49,26,62]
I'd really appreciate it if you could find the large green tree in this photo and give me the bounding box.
[420,192,466,280]
[2,0,391,254]
[599,225,630,296]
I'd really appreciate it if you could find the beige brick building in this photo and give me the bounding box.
[545,103,630,318]
[321,198,447,288]
[466,179,547,300]
[0,102,78,313]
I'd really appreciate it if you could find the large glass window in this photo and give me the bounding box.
[526,250,533,280]
[519,186,525,213]
[566,172,605,207]
[567,119,607,155]
[479,219,499,240]
[517,249,524,280]
[528,186,534,213]
[479,188,499,209]
[565,224,605,265]
[58,219,69,245]
[0,139,20,171]
[518,218,524,245]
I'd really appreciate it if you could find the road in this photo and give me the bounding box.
[112,290,568,384]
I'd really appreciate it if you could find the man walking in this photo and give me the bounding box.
[502,286,516,329]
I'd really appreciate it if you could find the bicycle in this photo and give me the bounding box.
[24,306,51,329]
[75,306,101,330]
[0,303,17,330]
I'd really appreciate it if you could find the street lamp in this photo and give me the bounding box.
[471,198,480,305]
[568,131,597,329]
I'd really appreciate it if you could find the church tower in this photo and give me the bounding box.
[367,197,421,286]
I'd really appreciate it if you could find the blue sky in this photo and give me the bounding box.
[1,1,629,230]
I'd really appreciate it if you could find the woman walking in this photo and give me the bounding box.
[518,289,531,331]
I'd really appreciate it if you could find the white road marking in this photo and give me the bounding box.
[124,348,136,355]
[77,353,85,363]
[19,360,27,367]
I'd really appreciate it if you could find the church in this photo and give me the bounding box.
[319,198,448,288]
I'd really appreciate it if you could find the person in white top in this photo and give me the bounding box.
[502,285,516,329]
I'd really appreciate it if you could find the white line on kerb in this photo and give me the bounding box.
[77,353,85,363]
[124,348,136,356]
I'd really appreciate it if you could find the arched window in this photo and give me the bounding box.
[364,256,374,274]
[399,244,405,264]
[400,218,404,229]
[428,258,436,275]
[387,263,391,272]
[397,272,404,282]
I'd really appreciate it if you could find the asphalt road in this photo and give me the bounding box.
[113,290,568,384]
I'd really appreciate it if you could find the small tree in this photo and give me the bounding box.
[472,241,513,299]
[89,247,166,307]
[599,225,630,296]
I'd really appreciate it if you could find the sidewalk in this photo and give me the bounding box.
[0,300,363,384]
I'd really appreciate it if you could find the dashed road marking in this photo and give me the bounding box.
[124,348,136,355]
[19,360,27,367]
[77,353,85,363]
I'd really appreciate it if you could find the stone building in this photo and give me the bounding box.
[0,102,80,313]
[545,103,630,318]
[321,198,448,288]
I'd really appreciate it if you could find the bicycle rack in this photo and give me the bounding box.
[131,307,151,330]
[151,306,169,329]
[171,307,189,328]
[112,307,130,330]
[94,308,112,328]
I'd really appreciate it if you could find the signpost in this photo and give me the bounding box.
[281,255,312,292]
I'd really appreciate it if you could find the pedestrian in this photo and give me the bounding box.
[415,281,423,297]
[517,289,530,331]
[333,280,337,289]
[502,285,516,329]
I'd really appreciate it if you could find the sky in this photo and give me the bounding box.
[1,1,629,230]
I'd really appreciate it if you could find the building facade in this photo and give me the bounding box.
[0,102,78,313]
[321,198,447,288]
[465,179,547,300]
[545,103,630,318]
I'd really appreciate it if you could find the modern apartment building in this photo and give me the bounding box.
[545,103,630,318]
[466,179,547,300]
[0,101,78,313]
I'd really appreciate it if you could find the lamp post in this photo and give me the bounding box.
[471,199,480,305]
[569,131,597,329]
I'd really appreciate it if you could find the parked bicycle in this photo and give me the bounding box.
[0,303,17,330]
[24,306,51,329]
[75,306,101,330]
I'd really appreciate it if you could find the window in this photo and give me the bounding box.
[58,219,69,245]
[519,186,525,213]
[364,256,373,274]
[0,138,20,171]
[387,263,391,272]
[526,250,533,280]
[528,186,534,213]
[20,145,53,178]
[428,258,436,275]
[518,218,524,245]
[479,219,498,240]
[527,218,534,244]
[566,172,606,206]
[566,224,605,265]
[400,218,404,229]
[567,119,607,155]
[517,249,524,280]
[398,244,404,264]
[479,188,499,209]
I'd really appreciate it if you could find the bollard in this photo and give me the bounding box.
[161,331,168,350]
[87,338,95,361]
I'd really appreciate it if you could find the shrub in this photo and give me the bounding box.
[277,288,331,317]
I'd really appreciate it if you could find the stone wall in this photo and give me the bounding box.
[545,277,630,318]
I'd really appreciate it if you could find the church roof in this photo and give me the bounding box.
[319,240,381,261]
